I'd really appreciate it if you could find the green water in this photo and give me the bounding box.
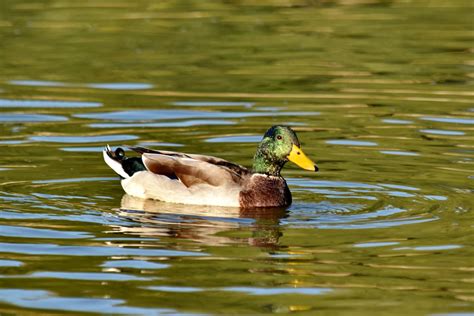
[0,0,473,315]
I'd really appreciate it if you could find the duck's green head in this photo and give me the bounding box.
[252,125,318,176]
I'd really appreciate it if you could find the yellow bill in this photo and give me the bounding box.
[287,144,318,171]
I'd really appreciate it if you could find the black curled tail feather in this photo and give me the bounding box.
[103,145,146,178]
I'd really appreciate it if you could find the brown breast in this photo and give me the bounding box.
[239,174,292,208]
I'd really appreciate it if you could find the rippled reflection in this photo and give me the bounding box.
[116,195,286,247]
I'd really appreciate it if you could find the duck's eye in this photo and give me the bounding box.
[276,135,283,140]
[115,148,125,159]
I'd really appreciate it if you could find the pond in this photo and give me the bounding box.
[0,0,473,315]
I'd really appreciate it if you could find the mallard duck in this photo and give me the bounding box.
[103,125,318,208]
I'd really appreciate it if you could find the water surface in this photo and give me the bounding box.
[0,0,473,315]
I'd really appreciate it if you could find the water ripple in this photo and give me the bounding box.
[380,151,420,156]
[289,179,383,190]
[382,119,413,124]
[172,101,254,107]
[326,139,378,146]
[222,287,333,295]
[0,224,91,239]
[420,129,465,136]
[29,134,138,143]
[74,109,319,121]
[146,286,203,293]
[1,114,68,122]
[60,146,106,152]
[0,289,178,315]
[0,260,23,267]
[421,117,474,125]
[86,83,153,90]
[394,245,462,251]
[32,177,115,184]
[354,242,400,248]
[101,260,169,270]
[316,216,438,229]
[0,98,101,108]
[0,242,207,257]
[28,271,152,281]
[205,135,261,143]
[8,80,67,87]
[90,119,235,128]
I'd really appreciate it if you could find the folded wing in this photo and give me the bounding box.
[141,151,250,188]
[129,146,250,177]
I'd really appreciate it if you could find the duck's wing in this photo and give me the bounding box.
[140,151,250,188]
[129,146,251,180]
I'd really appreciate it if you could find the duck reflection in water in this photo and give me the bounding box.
[111,194,287,248]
